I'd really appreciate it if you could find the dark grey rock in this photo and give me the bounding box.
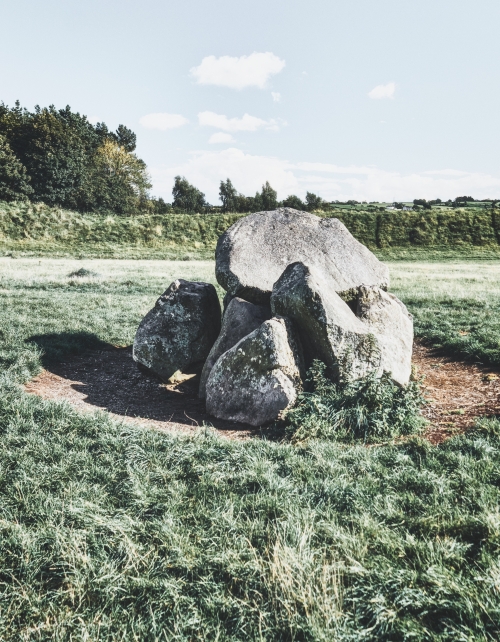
[356,285,413,385]
[199,297,271,398]
[133,279,221,381]
[222,291,236,312]
[216,208,389,305]
[271,262,381,382]
[205,317,304,426]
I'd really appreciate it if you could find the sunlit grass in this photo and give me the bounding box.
[0,257,499,639]
[390,261,500,365]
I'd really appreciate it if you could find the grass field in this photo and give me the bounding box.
[1,257,500,640]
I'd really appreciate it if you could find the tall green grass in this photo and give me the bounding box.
[0,257,499,639]
[3,200,500,260]
[1,384,500,640]
[391,261,500,367]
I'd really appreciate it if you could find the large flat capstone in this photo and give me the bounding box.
[133,279,221,381]
[216,208,389,305]
[205,317,304,426]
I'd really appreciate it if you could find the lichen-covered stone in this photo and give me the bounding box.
[216,208,389,305]
[356,285,413,385]
[199,297,271,399]
[133,279,221,381]
[271,262,381,382]
[205,317,304,426]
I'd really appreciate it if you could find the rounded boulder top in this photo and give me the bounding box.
[215,208,390,305]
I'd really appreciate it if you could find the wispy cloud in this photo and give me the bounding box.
[198,111,279,132]
[150,149,500,204]
[139,113,189,130]
[208,132,235,144]
[368,82,395,99]
[271,92,281,102]
[190,52,285,89]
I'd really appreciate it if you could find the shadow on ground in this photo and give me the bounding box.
[28,331,112,365]
[26,333,260,438]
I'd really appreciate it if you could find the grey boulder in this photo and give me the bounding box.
[205,317,304,426]
[133,279,221,381]
[356,285,413,386]
[199,297,271,398]
[271,262,382,382]
[216,208,389,305]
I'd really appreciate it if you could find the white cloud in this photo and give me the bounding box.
[139,113,189,131]
[208,132,235,144]
[198,111,278,132]
[150,148,299,203]
[150,149,500,204]
[190,52,285,89]
[368,82,396,100]
[271,92,281,102]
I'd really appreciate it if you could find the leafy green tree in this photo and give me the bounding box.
[305,191,324,211]
[260,181,277,210]
[150,197,171,214]
[172,176,206,213]
[0,135,33,202]
[233,193,254,213]
[219,178,238,212]
[0,104,100,210]
[413,199,432,210]
[0,101,149,214]
[114,125,136,152]
[92,139,152,214]
[282,194,305,210]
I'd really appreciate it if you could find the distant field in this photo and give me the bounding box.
[1,257,500,640]
[2,256,499,366]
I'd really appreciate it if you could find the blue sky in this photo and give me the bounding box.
[2,0,500,203]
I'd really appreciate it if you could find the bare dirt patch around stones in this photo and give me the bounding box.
[24,347,258,439]
[413,343,500,443]
[24,342,500,442]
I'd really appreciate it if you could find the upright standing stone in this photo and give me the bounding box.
[199,297,271,398]
[216,208,389,305]
[205,317,304,426]
[356,286,413,386]
[133,279,221,381]
[271,262,381,382]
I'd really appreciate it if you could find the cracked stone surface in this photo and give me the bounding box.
[216,208,389,305]
[133,279,221,381]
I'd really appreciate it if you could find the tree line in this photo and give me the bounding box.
[0,101,329,215]
[1,102,492,215]
[0,102,150,215]
[171,176,326,214]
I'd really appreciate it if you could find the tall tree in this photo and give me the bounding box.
[172,176,206,213]
[305,191,324,212]
[0,135,33,202]
[0,101,150,214]
[260,181,278,210]
[282,194,305,210]
[219,178,238,212]
[115,124,137,152]
[92,139,151,214]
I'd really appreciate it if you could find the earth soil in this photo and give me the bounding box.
[24,342,500,442]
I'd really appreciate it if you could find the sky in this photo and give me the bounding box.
[1,0,500,203]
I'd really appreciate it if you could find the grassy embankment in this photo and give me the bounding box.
[0,257,500,640]
[3,199,500,261]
